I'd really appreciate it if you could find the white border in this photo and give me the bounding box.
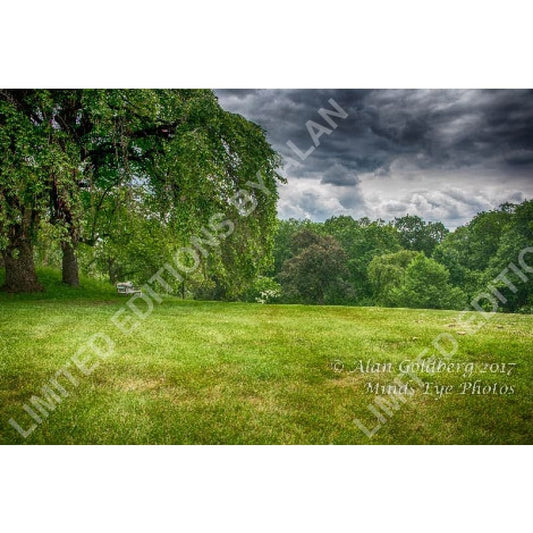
[1,1,532,88]
[1,2,531,531]
[1,446,530,532]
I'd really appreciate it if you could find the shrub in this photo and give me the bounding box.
[244,276,282,304]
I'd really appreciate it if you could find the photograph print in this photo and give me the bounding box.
[1,89,532,445]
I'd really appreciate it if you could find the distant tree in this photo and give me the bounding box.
[279,229,354,304]
[431,226,481,299]
[368,250,421,305]
[270,218,320,276]
[324,216,401,302]
[432,205,515,300]
[322,215,361,246]
[394,214,448,256]
[390,255,466,310]
[485,200,533,312]
[462,208,513,270]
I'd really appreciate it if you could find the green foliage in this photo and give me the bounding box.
[394,214,448,256]
[390,255,466,310]
[433,201,532,311]
[0,92,55,247]
[1,89,283,294]
[270,218,321,275]
[368,249,421,305]
[323,216,402,300]
[266,203,532,312]
[482,200,533,312]
[242,275,282,303]
[279,229,355,304]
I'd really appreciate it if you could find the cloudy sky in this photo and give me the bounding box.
[215,89,533,229]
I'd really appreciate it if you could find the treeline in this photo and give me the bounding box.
[258,200,533,313]
[2,92,532,311]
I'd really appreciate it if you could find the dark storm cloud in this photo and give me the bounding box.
[215,89,533,227]
[320,164,360,187]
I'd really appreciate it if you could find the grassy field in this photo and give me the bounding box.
[1,269,531,444]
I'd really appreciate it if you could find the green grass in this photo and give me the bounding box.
[1,269,532,444]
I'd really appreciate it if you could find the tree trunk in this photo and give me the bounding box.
[61,241,80,287]
[107,257,119,284]
[2,239,43,293]
[50,173,80,287]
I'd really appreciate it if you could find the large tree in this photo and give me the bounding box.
[0,90,282,292]
[0,91,67,291]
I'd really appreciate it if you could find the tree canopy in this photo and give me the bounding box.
[394,214,448,257]
[0,89,282,294]
[268,202,532,312]
[279,229,354,304]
